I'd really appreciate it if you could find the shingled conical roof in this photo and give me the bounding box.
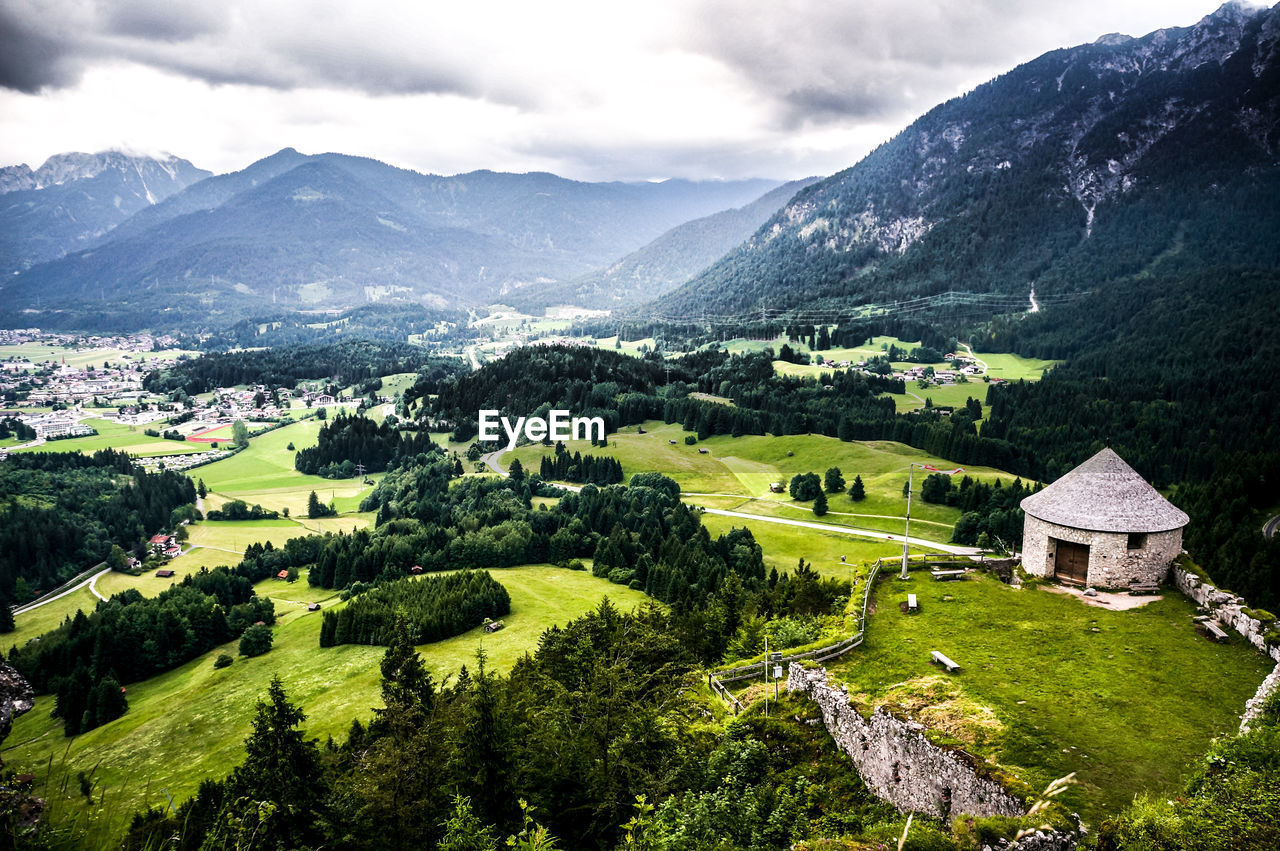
[1020,448,1189,533]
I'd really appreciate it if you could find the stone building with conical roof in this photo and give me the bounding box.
[1020,448,1189,589]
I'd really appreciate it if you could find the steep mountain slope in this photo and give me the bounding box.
[508,177,821,312]
[651,1,1280,321]
[0,152,211,275]
[0,150,775,328]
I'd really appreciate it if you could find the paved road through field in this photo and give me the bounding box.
[480,450,977,555]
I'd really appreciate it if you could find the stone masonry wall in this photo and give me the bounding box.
[788,664,1025,821]
[1171,566,1280,732]
[1021,515,1178,588]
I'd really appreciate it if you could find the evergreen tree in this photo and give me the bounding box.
[824,467,845,493]
[849,475,866,501]
[225,678,324,848]
[813,490,828,517]
[197,478,207,498]
[232,419,250,448]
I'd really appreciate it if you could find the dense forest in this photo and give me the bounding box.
[294,413,438,477]
[122,600,919,851]
[193,303,474,350]
[319,570,510,646]
[0,449,196,607]
[142,339,467,395]
[537,443,624,485]
[7,567,276,735]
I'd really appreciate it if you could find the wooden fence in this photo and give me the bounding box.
[707,553,977,712]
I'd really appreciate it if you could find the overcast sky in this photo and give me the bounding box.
[0,0,1249,181]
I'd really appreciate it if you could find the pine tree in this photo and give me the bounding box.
[197,478,207,498]
[824,467,845,493]
[813,490,828,517]
[849,475,866,501]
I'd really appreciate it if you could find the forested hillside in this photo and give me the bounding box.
[0,450,196,607]
[651,2,1280,321]
[142,339,466,395]
[507,177,820,311]
[0,148,776,329]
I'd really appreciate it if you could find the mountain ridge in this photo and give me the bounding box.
[647,1,1280,322]
[0,149,778,328]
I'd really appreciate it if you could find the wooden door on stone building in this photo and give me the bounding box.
[1053,539,1089,586]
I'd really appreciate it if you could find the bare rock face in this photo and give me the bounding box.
[0,660,35,744]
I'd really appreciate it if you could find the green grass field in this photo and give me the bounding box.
[825,572,1273,823]
[0,344,200,371]
[6,585,102,651]
[4,565,652,841]
[698,513,915,581]
[13,417,207,458]
[509,422,1019,540]
[194,419,380,516]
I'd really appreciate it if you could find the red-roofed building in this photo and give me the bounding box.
[410,565,424,574]
[276,569,289,580]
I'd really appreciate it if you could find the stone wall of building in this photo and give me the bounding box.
[1021,515,1179,588]
[788,664,1026,822]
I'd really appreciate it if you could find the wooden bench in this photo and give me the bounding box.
[1129,581,1160,595]
[931,569,966,582]
[1203,622,1229,643]
[907,593,919,612]
[931,650,961,672]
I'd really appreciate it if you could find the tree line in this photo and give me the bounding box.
[0,449,196,613]
[7,567,276,735]
[319,570,510,647]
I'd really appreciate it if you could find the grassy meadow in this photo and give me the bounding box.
[825,571,1273,823]
[13,416,208,458]
[0,344,199,372]
[4,564,651,841]
[509,421,1022,542]
[194,418,381,516]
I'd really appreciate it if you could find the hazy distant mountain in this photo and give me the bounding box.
[0,151,211,275]
[1,149,775,328]
[651,1,1280,321]
[507,177,822,312]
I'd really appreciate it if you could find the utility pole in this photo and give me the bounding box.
[763,635,769,718]
[901,463,915,580]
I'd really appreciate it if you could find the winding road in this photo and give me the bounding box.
[1265,513,1280,541]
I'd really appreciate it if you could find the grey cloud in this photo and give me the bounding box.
[0,0,528,105]
[0,5,84,93]
[103,1,228,42]
[678,0,1127,127]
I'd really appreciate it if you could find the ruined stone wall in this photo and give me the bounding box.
[1171,565,1280,731]
[788,664,1025,821]
[1020,515,1178,588]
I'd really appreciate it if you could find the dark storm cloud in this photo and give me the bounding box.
[0,0,523,103]
[0,5,84,93]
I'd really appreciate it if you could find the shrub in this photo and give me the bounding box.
[683,435,697,445]
[770,616,822,649]
[214,654,233,669]
[565,559,586,571]
[239,623,273,657]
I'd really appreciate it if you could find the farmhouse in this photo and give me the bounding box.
[1020,448,1188,589]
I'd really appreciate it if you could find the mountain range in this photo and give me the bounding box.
[0,151,210,276]
[650,1,1280,322]
[2,3,1278,335]
[504,177,822,312]
[0,149,777,328]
